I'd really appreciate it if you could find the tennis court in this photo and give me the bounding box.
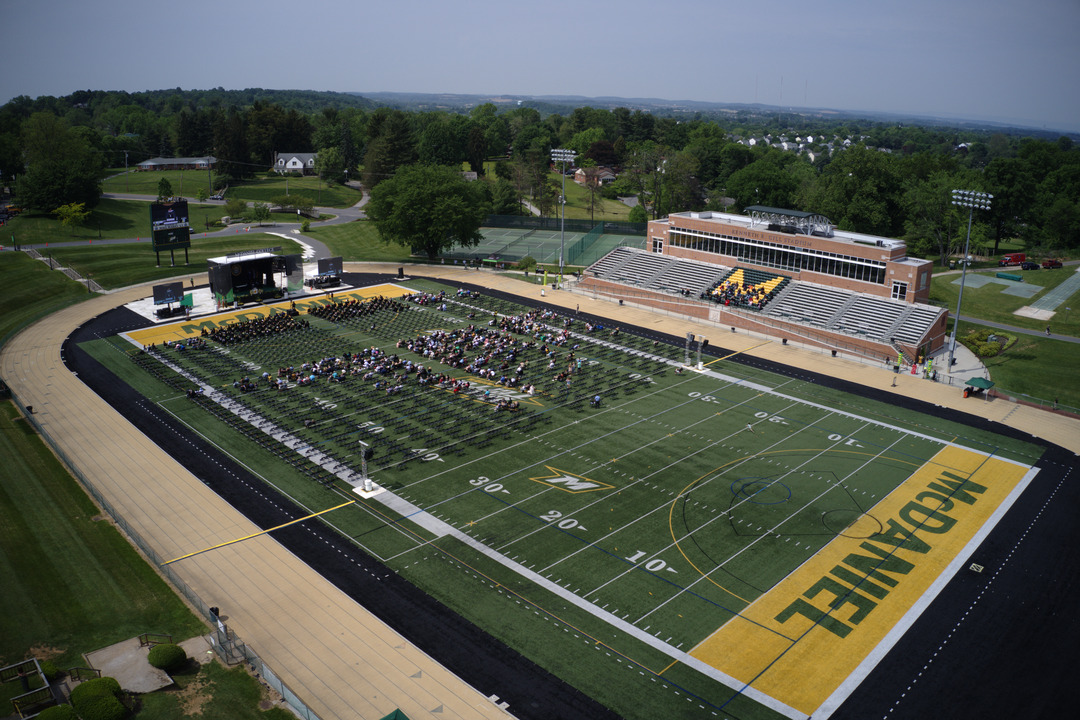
[96,282,1040,720]
[449,227,644,267]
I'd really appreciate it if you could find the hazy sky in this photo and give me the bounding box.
[5,0,1079,132]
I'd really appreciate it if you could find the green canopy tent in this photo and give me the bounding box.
[963,376,994,399]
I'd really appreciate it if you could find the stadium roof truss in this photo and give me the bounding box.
[745,205,834,238]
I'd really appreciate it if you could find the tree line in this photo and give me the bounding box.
[1,88,1077,259]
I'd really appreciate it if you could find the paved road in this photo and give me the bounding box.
[4,189,372,260]
[957,314,1080,342]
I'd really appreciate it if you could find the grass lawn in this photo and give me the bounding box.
[930,267,1080,337]
[5,198,229,246]
[40,234,303,290]
[0,398,299,717]
[549,171,632,221]
[301,219,415,263]
[134,661,294,720]
[0,401,206,671]
[0,252,92,345]
[974,333,1080,410]
[103,168,217,198]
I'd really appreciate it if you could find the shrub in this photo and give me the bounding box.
[39,659,62,681]
[36,705,79,720]
[147,643,188,672]
[224,198,249,219]
[70,677,126,720]
[961,328,1018,358]
[517,255,537,272]
[70,676,121,704]
[301,220,311,233]
[72,692,126,720]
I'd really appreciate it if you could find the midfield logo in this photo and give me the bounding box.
[530,466,614,494]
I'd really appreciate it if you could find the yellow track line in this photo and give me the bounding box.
[161,499,356,565]
[704,340,773,367]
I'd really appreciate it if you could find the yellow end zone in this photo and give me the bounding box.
[688,446,1030,716]
[124,284,413,347]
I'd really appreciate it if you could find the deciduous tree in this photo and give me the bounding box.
[366,164,488,260]
[252,202,270,226]
[52,202,90,235]
[16,112,101,211]
[362,109,415,189]
[156,177,173,202]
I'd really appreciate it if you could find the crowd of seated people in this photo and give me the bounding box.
[701,277,777,310]
[396,324,535,386]
[214,296,598,407]
[306,294,397,322]
[144,337,208,353]
[206,313,310,345]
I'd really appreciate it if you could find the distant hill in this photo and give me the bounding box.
[353,91,1075,139]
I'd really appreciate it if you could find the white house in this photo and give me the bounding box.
[274,152,318,175]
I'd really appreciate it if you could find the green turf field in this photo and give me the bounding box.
[80,281,1043,720]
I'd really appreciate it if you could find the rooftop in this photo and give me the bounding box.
[665,210,908,251]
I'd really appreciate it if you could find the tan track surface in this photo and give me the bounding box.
[1,279,511,720]
[2,265,1076,720]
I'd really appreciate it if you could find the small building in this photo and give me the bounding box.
[137,156,216,171]
[274,152,318,175]
[573,167,617,186]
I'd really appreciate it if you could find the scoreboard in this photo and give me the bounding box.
[150,200,191,251]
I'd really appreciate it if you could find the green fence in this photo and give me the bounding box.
[566,224,603,266]
[483,215,646,236]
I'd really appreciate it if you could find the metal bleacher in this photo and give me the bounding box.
[587,246,636,278]
[649,257,729,296]
[585,248,944,349]
[765,281,944,345]
[765,282,850,326]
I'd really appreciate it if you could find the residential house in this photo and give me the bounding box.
[136,156,216,171]
[274,152,318,175]
[573,166,617,186]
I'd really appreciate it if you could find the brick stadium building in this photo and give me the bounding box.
[579,207,947,364]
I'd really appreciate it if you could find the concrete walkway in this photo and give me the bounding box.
[84,638,172,694]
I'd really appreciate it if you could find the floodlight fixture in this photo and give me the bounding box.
[947,189,992,372]
[551,148,577,277]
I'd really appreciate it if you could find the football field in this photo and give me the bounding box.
[96,281,1039,719]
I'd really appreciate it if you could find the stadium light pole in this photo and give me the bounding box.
[551,148,576,280]
[947,189,992,372]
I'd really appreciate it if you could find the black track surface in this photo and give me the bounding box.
[63,273,1077,720]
